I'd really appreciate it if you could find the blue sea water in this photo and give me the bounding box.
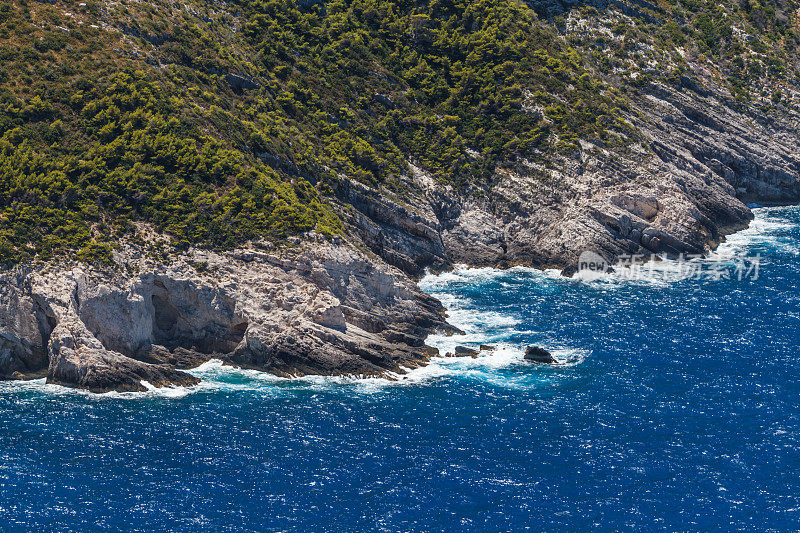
[2,205,800,531]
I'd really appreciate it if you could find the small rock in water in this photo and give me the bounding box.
[524,346,556,364]
[480,345,496,351]
[454,345,479,357]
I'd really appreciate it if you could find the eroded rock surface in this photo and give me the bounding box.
[525,346,556,364]
[0,272,51,379]
[340,80,800,275]
[0,243,451,391]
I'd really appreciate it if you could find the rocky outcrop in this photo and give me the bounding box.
[0,271,51,379]
[47,329,201,393]
[452,346,479,357]
[331,176,449,275]
[0,240,452,392]
[330,78,800,276]
[4,268,201,392]
[525,346,556,364]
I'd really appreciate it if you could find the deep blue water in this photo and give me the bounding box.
[2,206,800,531]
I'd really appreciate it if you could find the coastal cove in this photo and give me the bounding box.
[4,0,800,526]
[1,205,799,530]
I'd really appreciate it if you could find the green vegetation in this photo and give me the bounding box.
[0,0,796,266]
[566,0,799,103]
[0,68,340,264]
[240,0,635,186]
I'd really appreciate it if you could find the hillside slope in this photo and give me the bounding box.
[1,0,799,389]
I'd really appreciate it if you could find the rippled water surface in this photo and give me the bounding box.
[2,206,799,531]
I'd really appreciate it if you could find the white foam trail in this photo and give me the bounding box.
[419,264,561,293]
[716,206,798,257]
[421,264,588,379]
[190,358,451,393]
[0,377,202,400]
[189,358,286,383]
[139,380,199,399]
[418,206,798,372]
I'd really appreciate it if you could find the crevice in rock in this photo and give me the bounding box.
[149,279,247,356]
[34,301,56,349]
[28,299,55,372]
[0,298,54,377]
[151,293,179,344]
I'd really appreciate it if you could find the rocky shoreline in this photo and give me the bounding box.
[342,79,800,279]
[0,240,456,392]
[2,78,800,392]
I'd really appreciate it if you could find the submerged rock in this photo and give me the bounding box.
[453,346,479,357]
[525,346,556,364]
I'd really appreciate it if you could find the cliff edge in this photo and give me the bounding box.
[0,240,451,391]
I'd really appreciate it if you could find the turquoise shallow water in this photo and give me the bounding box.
[1,205,799,531]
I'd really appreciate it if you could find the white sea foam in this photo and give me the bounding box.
[419,264,560,293]
[189,358,285,384]
[188,344,583,394]
[191,358,451,393]
[422,270,588,378]
[418,206,798,374]
[0,376,203,400]
[716,206,798,257]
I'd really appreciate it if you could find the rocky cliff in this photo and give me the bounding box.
[3,73,800,392]
[2,0,800,392]
[0,238,451,391]
[341,77,800,276]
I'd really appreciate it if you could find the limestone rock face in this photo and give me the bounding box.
[0,242,451,392]
[18,268,201,392]
[332,176,448,275]
[335,80,800,275]
[0,271,50,378]
[46,322,200,393]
